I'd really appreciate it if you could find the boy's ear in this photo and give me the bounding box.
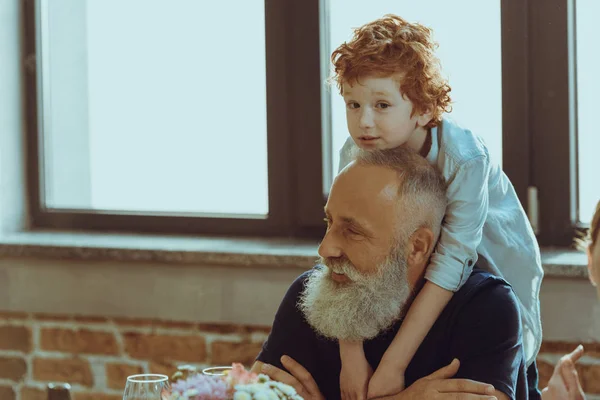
[417,109,434,128]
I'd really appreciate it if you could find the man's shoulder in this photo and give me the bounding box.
[276,270,313,312]
[450,268,520,318]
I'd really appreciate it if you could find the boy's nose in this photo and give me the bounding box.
[359,108,375,129]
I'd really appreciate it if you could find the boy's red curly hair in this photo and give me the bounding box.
[331,14,452,128]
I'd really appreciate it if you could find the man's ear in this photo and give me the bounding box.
[588,245,597,287]
[407,227,435,266]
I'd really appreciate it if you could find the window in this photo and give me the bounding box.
[24,0,590,244]
[575,0,600,224]
[39,0,268,215]
[25,0,326,237]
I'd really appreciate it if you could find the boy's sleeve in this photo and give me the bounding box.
[425,154,491,291]
[256,272,319,372]
[450,280,526,400]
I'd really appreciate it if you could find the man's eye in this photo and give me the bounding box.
[323,218,331,227]
[347,228,362,237]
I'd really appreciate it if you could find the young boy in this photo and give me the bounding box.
[330,14,544,399]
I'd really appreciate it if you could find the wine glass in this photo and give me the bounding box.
[202,366,232,376]
[123,374,170,400]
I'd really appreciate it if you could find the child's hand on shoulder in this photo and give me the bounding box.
[340,350,373,400]
[366,365,405,399]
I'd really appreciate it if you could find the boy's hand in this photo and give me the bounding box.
[367,362,405,399]
[340,345,373,400]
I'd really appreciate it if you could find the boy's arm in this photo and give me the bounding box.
[367,282,452,398]
[369,154,492,397]
[379,281,452,371]
[425,153,491,291]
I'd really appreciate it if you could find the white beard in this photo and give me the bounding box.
[299,247,411,341]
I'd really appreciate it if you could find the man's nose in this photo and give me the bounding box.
[359,107,375,129]
[318,229,343,259]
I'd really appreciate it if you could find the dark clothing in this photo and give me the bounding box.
[258,268,536,400]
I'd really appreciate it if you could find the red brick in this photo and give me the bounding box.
[580,363,600,394]
[210,341,263,366]
[536,358,554,389]
[114,317,197,330]
[540,341,600,357]
[148,360,177,377]
[73,315,109,323]
[123,332,206,362]
[0,311,29,320]
[0,386,15,400]
[197,323,270,335]
[0,326,32,352]
[40,327,118,355]
[33,358,93,387]
[21,386,45,400]
[0,356,27,381]
[33,313,72,322]
[105,363,144,390]
[73,393,122,400]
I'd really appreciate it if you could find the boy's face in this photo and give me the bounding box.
[342,75,431,150]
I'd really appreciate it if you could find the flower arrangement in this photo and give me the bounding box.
[163,363,303,400]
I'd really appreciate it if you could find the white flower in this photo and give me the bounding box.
[254,391,272,400]
[184,388,199,397]
[234,392,252,400]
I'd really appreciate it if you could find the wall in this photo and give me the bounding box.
[0,310,599,400]
[0,311,269,400]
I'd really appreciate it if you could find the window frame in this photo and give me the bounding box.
[23,0,582,245]
[528,0,580,246]
[23,0,327,238]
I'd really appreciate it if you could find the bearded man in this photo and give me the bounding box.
[252,147,532,400]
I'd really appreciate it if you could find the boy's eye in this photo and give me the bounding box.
[346,102,359,109]
[376,103,390,109]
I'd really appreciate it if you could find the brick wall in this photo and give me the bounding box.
[1,311,599,399]
[0,311,268,400]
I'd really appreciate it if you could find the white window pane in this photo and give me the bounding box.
[326,1,502,178]
[576,0,600,223]
[39,0,268,216]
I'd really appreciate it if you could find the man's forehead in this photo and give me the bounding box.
[327,164,400,227]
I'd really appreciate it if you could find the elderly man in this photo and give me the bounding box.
[252,147,531,400]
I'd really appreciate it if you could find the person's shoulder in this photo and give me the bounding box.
[452,268,521,328]
[437,117,490,165]
[456,268,517,302]
[277,269,318,312]
[285,269,313,298]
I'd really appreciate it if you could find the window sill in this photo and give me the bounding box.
[0,231,589,279]
[0,230,319,269]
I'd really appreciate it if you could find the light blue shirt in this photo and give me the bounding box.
[339,117,543,366]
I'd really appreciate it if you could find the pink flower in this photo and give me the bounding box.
[227,363,259,386]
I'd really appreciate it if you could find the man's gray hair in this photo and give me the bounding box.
[351,147,447,241]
